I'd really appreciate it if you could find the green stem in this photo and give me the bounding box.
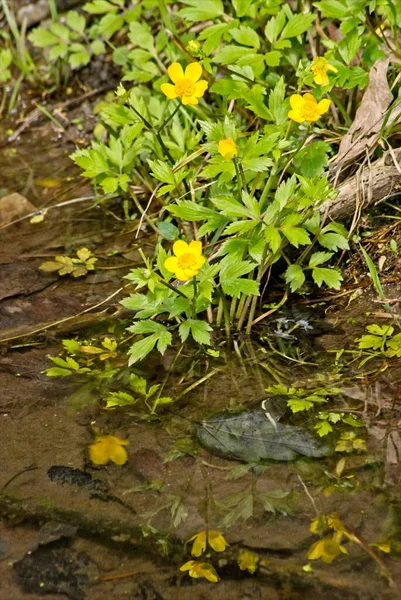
[160,279,188,300]
[158,102,180,133]
[192,276,197,318]
[233,158,243,200]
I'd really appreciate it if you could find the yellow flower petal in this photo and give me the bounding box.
[109,443,128,465]
[208,531,229,552]
[168,62,184,83]
[89,440,109,465]
[238,549,259,574]
[197,563,219,583]
[185,62,202,82]
[303,93,316,103]
[188,240,202,256]
[89,435,128,465]
[173,240,189,257]
[182,95,198,105]
[289,94,304,110]
[218,138,238,160]
[180,560,197,571]
[194,255,206,269]
[288,109,304,123]
[327,64,338,73]
[161,83,178,99]
[317,98,331,114]
[175,267,194,281]
[189,531,207,557]
[313,72,326,86]
[194,80,208,98]
[164,256,178,273]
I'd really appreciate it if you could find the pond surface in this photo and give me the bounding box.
[1,117,401,600]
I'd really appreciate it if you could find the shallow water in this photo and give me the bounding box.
[1,119,401,600]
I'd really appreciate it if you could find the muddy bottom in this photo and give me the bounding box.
[1,116,401,600]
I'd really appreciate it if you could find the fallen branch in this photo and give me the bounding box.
[321,150,401,220]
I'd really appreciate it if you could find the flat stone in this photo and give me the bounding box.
[0,193,36,226]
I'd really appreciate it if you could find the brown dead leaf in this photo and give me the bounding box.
[331,59,393,173]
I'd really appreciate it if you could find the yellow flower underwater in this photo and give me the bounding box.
[307,535,348,564]
[218,138,238,161]
[238,548,259,574]
[89,435,128,465]
[288,93,331,123]
[164,240,205,281]
[161,62,208,105]
[311,57,338,86]
[180,560,219,583]
[187,530,229,556]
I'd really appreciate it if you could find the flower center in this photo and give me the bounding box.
[313,58,327,75]
[300,99,318,120]
[175,78,196,97]
[177,252,197,270]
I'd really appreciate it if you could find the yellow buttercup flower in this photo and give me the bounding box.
[89,435,128,465]
[311,57,338,86]
[218,138,238,161]
[238,549,259,574]
[307,535,348,564]
[164,240,205,281]
[161,62,208,106]
[187,530,229,556]
[180,560,219,583]
[288,93,331,123]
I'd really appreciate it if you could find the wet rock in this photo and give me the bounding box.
[0,193,36,226]
[33,521,78,550]
[197,410,332,462]
[48,466,110,499]
[13,545,97,599]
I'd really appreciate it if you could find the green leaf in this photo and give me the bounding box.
[314,421,333,436]
[318,232,349,251]
[128,22,155,52]
[71,148,109,177]
[309,251,333,267]
[211,195,249,218]
[220,260,259,298]
[148,159,175,184]
[265,11,286,43]
[46,367,73,377]
[128,334,158,365]
[285,264,305,292]
[314,0,350,19]
[69,46,91,69]
[312,267,343,289]
[28,28,59,48]
[168,201,222,222]
[264,224,282,253]
[287,398,314,412]
[210,78,248,99]
[280,13,315,38]
[157,220,179,240]
[214,44,253,64]
[178,0,224,21]
[179,319,212,345]
[98,13,124,39]
[281,225,311,248]
[128,373,148,395]
[268,77,288,125]
[293,141,330,177]
[83,0,118,14]
[66,11,86,34]
[265,50,281,66]
[199,22,233,55]
[105,391,137,409]
[243,85,271,120]
[229,25,260,48]
[91,39,106,55]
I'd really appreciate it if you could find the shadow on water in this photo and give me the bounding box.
[1,121,401,600]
